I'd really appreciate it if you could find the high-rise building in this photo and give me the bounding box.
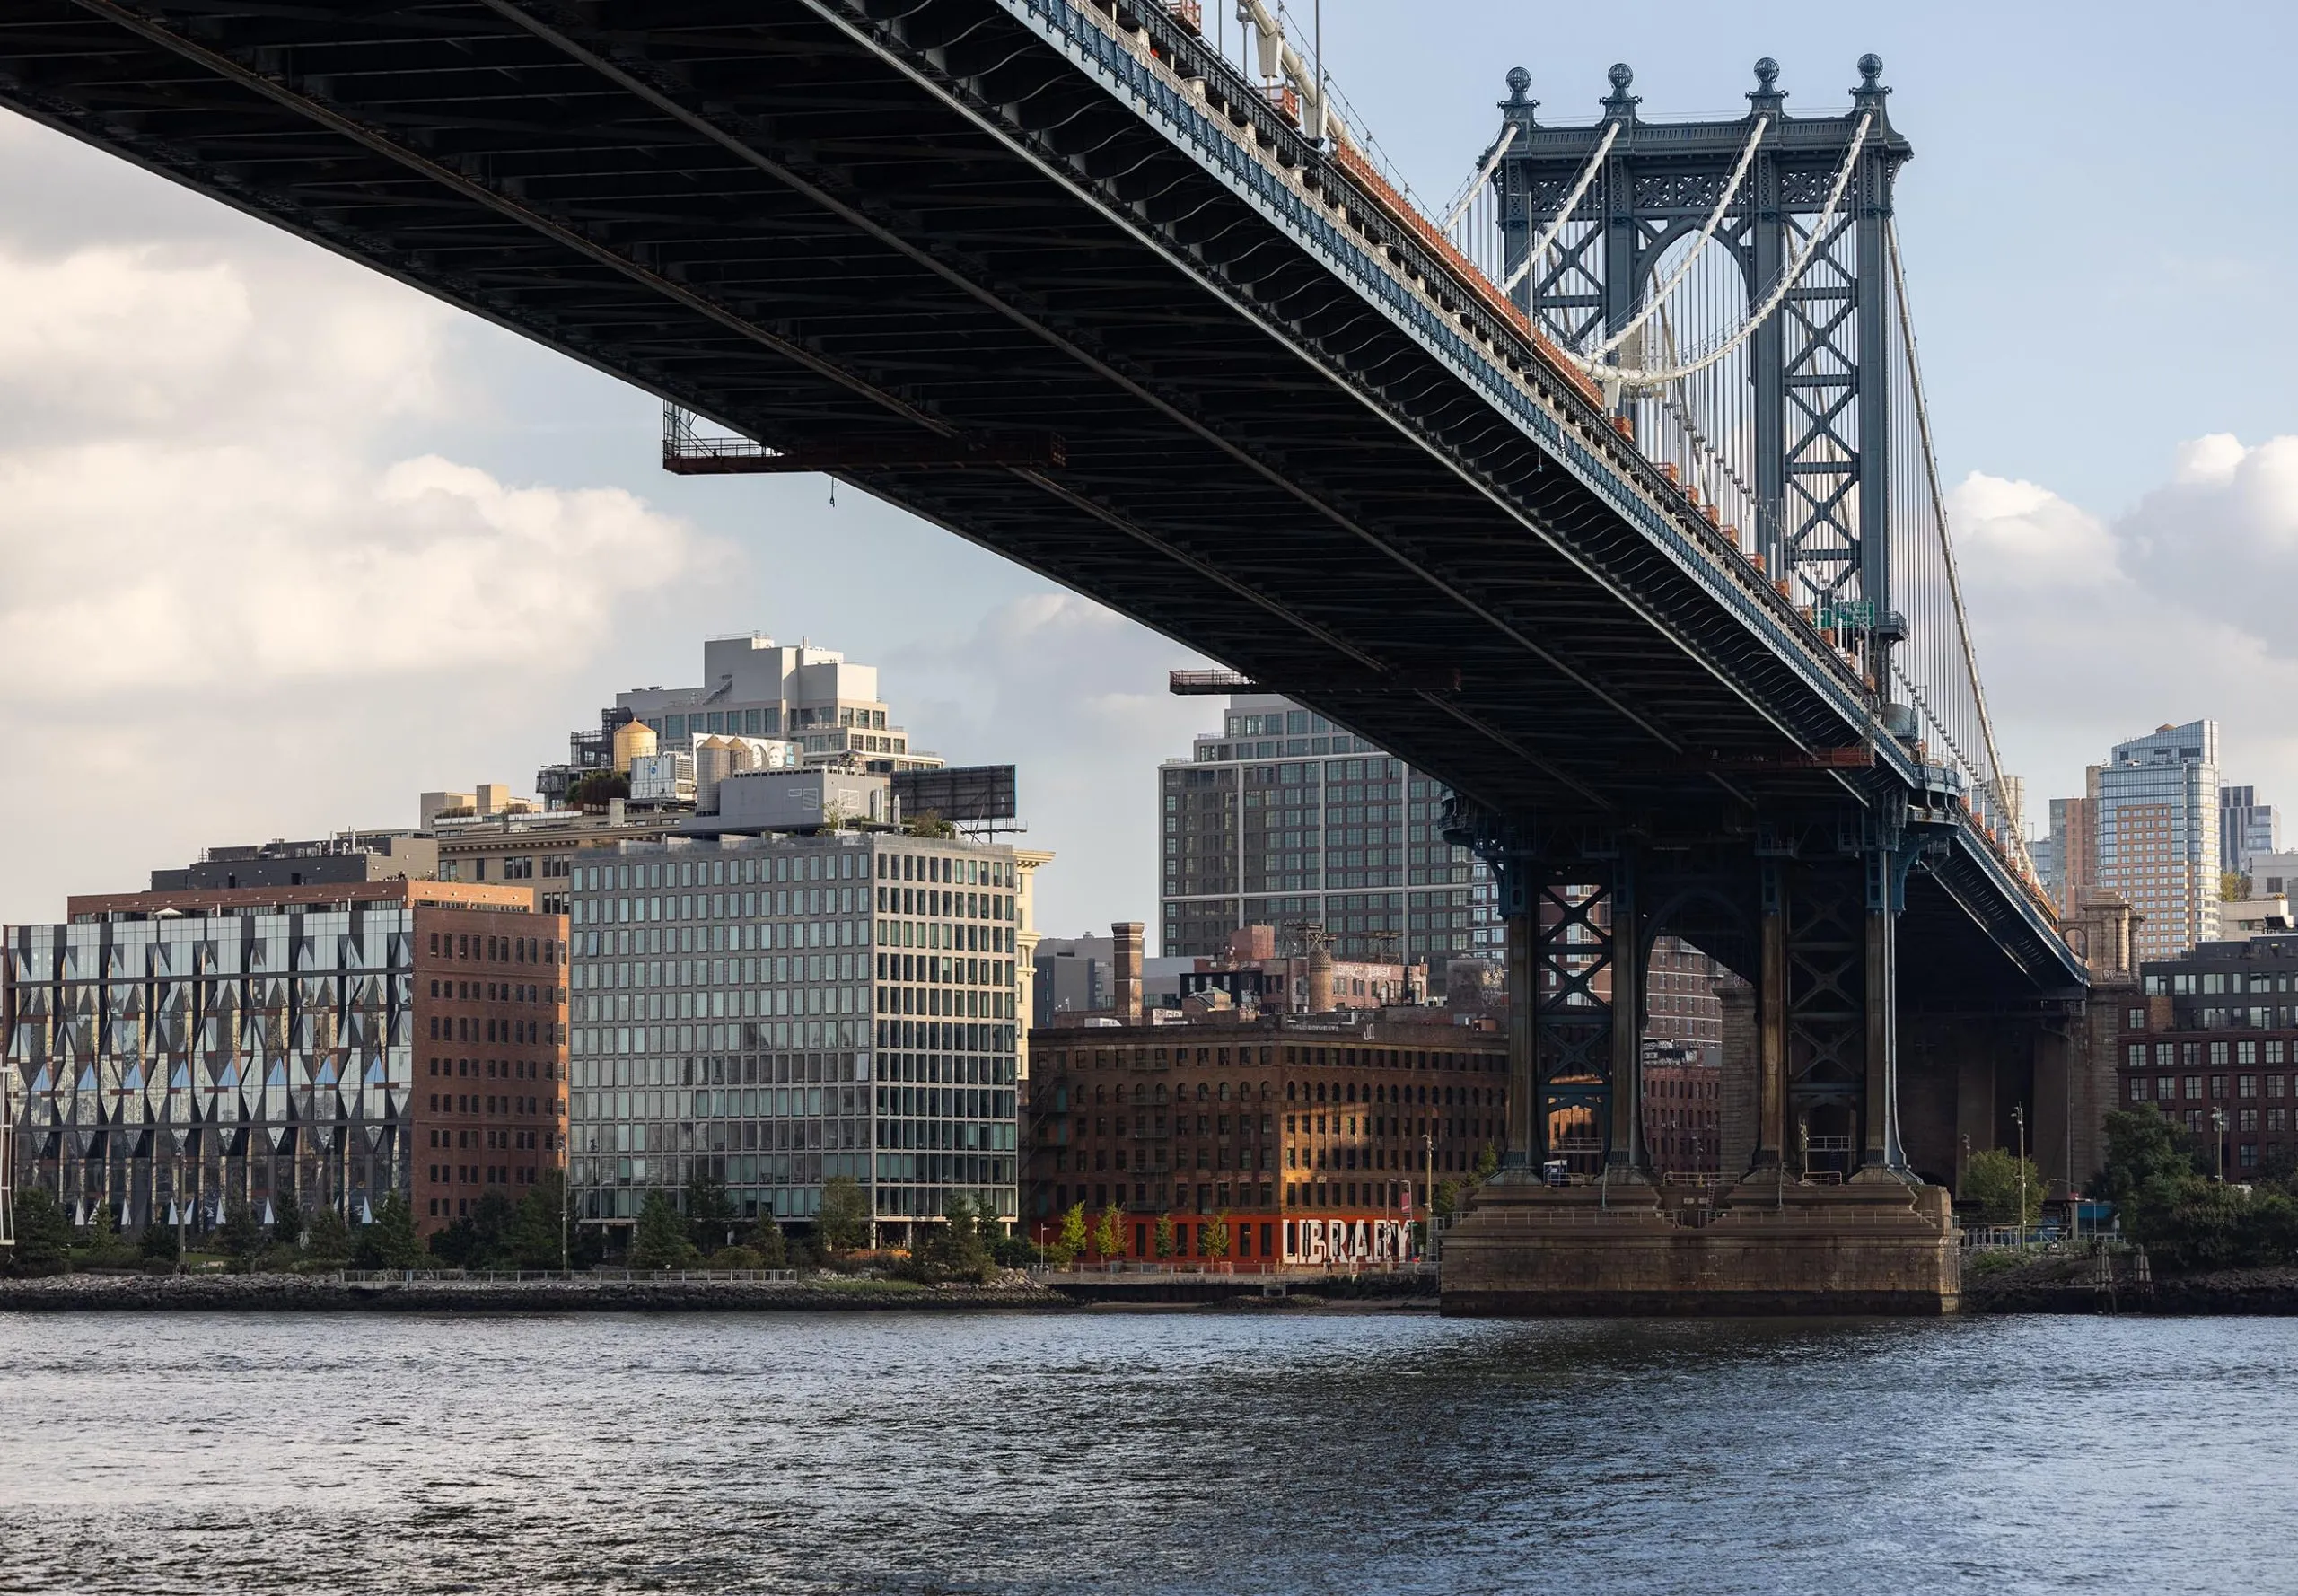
[4,879,566,1239]
[1154,695,1721,1054]
[2097,721,2220,963]
[2221,785,2280,881]
[539,633,943,806]
[565,828,1044,1241]
[2036,791,2098,916]
[1157,693,1490,967]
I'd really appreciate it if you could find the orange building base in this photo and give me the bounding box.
[1439,1171,1960,1316]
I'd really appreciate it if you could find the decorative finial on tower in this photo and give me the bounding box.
[1853,52,1889,108]
[1749,55,1786,116]
[1602,61,1639,120]
[1500,66,1538,123]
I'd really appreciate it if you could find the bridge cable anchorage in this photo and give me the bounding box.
[1500,119,1620,297]
[1559,110,1873,389]
[1575,113,1769,364]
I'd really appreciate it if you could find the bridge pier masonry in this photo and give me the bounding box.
[1440,815,1967,1317]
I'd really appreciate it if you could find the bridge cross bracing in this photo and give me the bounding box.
[0,0,2085,1197]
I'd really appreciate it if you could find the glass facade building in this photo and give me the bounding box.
[1159,695,1492,965]
[566,830,1028,1235]
[2098,721,2220,965]
[4,881,563,1239]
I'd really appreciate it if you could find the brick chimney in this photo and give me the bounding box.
[1112,921,1144,1022]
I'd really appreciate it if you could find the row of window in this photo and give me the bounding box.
[1041,1076,1495,1110]
[2127,1042,2295,1068]
[425,1092,550,1116]
[428,979,556,1004]
[578,889,873,925]
[2143,969,2298,996]
[1043,1044,1503,1073]
[427,1014,556,1045]
[425,1057,556,1083]
[428,1126,551,1150]
[2128,1074,2293,1102]
[424,1164,542,1192]
[426,932,558,966]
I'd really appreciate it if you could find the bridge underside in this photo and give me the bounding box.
[0,0,2087,1310]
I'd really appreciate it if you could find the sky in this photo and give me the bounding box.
[2,0,2294,931]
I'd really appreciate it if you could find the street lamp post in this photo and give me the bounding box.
[1424,1131,1435,1265]
[2212,1107,2230,1183]
[2012,1105,2028,1243]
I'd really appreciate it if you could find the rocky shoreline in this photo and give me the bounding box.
[0,1271,1077,1314]
[1962,1253,2298,1315]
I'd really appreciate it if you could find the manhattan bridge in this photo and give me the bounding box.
[0,0,2092,1309]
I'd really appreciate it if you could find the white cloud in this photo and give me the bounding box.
[0,233,726,920]
[1955,438,2298,831]
[886,592,1214,938]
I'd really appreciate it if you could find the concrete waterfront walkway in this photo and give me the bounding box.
[0,1270,1073,1313]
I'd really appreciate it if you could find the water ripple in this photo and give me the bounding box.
[0,1311,2291,1594]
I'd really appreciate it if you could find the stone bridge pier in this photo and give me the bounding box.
[1440,805,1975,1316]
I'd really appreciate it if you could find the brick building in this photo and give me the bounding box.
[1022,1011,1505,1267]
[1641,1040,1721,1177]
[2119,929,2298,1179]
[4,879,566,1240]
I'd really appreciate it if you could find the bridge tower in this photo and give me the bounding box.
[1442,59,1964,1312]
[1494,57,1913,655]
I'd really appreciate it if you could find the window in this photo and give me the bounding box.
[2185,1075,2203,1101]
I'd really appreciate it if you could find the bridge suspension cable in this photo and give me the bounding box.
[1499,119,1618,296]
[1575,113,1768,364]
[1882,215,2034,876]
[1560,111,1872,388]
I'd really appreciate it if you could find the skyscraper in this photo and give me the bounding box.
[2097,721,2219,962]
[2221,785,2280,881]
[2037,790,2097,916]
[1156,694,1492,967]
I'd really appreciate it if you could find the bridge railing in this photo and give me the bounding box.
[1047,0,1873,710]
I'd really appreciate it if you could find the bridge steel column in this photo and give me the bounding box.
[1606,850,1647,1179]
[1858,825,1916,1177]
[1498,864,1539,1177]
[1752,861,1789,1176]
[1852,64,1896,653]
[1747,63,1790,581]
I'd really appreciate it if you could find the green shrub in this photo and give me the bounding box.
[1960,1148,2043,1227]
[629,1190,701,1270]
[138,1220,181,1264]
[8,1188,74,1276]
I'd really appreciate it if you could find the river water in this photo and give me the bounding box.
[0,1309,2289,1594]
